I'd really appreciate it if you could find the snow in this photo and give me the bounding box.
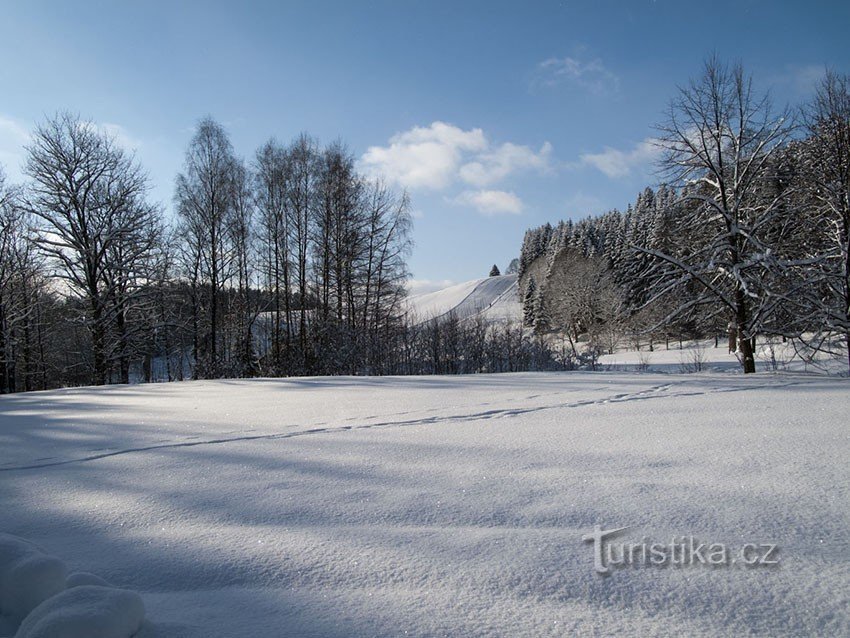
[599,337,849,374]
[14,586,145,638]
[407,277,483,319]
[66,573,111,589]
[0,534,147,637]
[406,274,521,324]
[0,534,66,622]
[1,369,849,636]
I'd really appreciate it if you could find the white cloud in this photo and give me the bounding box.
[579,138,660,179]
[459,141,552,187]
[406,278,456,296]
[535,56,620,95]
[79,121,143,152]
[360,121,552,192]
[360,121,487,190]
[453,189,524,216]
[99,122,143,151]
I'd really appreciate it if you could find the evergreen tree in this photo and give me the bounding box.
[523,277,537,327]
[532,286,549,333]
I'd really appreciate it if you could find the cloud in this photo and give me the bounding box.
[360,121,552,192]
[579,138,660,179]
[453,189,524,216]
[459,141,552,187]
[360,121,487,190]
[98,123,143,151]
[535,56,620,95]
[406,278,456,296]
[79,121,143,152]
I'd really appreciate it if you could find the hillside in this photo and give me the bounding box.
[406,274,522,324]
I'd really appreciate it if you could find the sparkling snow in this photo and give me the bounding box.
[1,369,849,636]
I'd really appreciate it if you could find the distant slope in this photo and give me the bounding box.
[406,274,521,324]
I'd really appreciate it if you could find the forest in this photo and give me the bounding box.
[519,61,850,374]
[1,59,849,391]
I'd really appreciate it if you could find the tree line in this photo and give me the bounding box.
[520,60,850,373]
[2,58,848,390]
[0,116,417,391]
[0,115,564,392]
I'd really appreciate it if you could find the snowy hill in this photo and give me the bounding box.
[406,274,521,324]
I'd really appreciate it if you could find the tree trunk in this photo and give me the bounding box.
[116,306,130,384]
[735,288,756,373]
[736,328,755,373]
[91,303,107,385]
[23,315,32,392]
[0,299,8,393]
[846,329,850,376]
[143,354,152,383]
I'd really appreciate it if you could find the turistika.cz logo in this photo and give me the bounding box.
[582,525,779,575]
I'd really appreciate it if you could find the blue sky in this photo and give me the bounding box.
[1,0,847,291]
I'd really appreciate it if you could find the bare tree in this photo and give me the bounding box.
[545,248,623,356]
[175,117,238,377]
[228,158,257,376]
[24,113,154,385]
[285,134,319,371]
[361,179,412,354]
[800,70,850,371]
[642,58,795,373]
[254,139,293,373]
[0,168,38,392]
[314,142,359,325]
[100,196,163,383]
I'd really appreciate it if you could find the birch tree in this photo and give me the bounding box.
[254,139,293,373]
[175,117,238,377]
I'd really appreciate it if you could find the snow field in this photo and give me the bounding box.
[599,336,849,374]
[1,371,849,636]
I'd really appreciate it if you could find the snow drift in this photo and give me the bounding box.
[0,535,66,623]
[0,534,147,638]
[14,586,145,638]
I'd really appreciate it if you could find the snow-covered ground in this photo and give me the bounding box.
[406,274,521,324]
[1,369,849,636]
[599,337,850,375]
